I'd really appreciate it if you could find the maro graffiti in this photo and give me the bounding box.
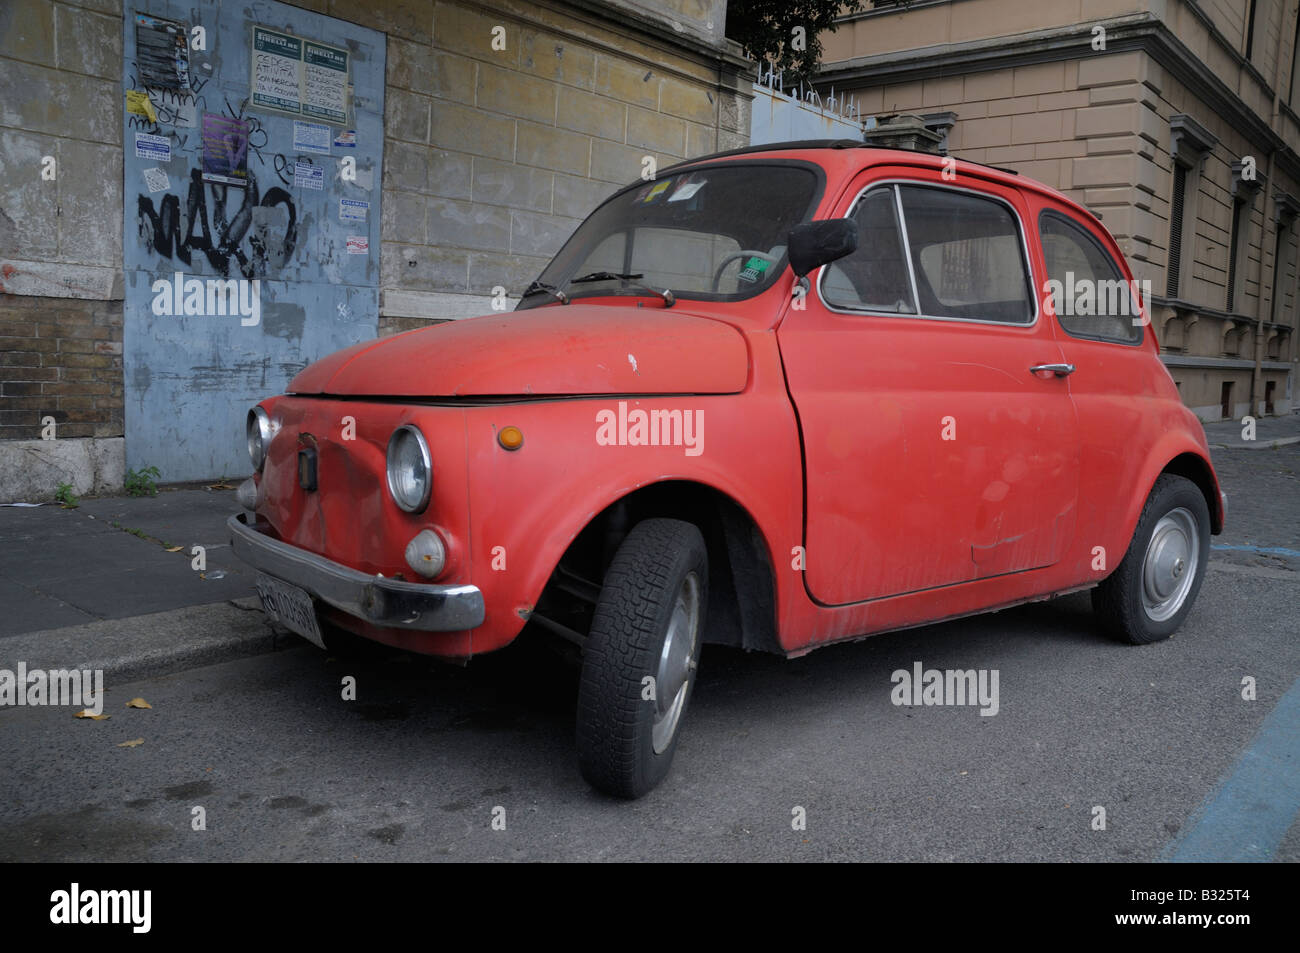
[137,168,299,278]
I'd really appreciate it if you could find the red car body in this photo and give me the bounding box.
[233,143,1223,659]
[231,142,1224,794]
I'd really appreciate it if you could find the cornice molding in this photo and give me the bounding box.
[814,14,1300,182]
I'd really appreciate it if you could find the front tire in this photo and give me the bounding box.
[576,519,707,798]
[1092,474,1210,644]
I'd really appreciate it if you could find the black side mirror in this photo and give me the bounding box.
[788,218,858,278]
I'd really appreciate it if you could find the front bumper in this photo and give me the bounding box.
[228,514,484,631]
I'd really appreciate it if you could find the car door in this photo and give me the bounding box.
[776,167,1080,606]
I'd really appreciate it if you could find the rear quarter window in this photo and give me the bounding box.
[1039,210,1144,344]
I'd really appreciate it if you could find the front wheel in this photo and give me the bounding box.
[1092,474,1210,644]
[576,519,707,798]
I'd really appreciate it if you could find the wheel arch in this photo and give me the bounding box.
[530,479,782,655]
[1159,451,1224,534]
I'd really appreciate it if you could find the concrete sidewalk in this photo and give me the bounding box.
[1202,410,1300,450]
[0,484,287,680]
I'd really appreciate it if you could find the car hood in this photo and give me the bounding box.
[288,304,750,397]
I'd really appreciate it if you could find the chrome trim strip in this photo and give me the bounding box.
[228,514,483,631]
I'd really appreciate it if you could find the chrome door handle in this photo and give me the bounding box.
[1030,363,1075,377]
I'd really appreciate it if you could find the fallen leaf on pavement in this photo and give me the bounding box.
[125,697,152,709]
[164,545,183,552]
[117,738,144,748]
[74,710,110,720]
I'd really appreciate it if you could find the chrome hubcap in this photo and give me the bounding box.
[652,572,700,754]
[1141,507,1199,622]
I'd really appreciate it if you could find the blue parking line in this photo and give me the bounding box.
[1160,676,1300,862]
[1211,544,1300,558]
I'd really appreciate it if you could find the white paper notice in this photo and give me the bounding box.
[293,120,331,155]
[134,133,171,162]
[339,199,368,223]
[346,235,368,254]
[294,161,324,190]
[142,167,171,193]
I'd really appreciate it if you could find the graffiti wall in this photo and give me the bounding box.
[122,1,385,480]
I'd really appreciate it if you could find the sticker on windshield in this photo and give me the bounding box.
[642,180,671,203]
[668,175,705,202]
[738,257,770,283]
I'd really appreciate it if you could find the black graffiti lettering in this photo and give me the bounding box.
[136,168,298,278]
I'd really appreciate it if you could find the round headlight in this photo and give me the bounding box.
[386,425,432,512]
[247,407,271,471]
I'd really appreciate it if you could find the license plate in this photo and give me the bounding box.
[255,573,326,649]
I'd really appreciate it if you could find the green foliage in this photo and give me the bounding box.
[726,0,870,85]
[125,466,162,498]
[54,482,78,507]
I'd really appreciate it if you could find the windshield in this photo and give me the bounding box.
[516,162,820,309]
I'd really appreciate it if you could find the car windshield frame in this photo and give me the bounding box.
[516,159,826,310]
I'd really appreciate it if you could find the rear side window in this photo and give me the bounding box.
[898,185,1034,323]
[1039,211,1143,344]
[819,182,1034,324]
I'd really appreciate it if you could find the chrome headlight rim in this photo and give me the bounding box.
[386,424,432,513]
[247,406,272,471]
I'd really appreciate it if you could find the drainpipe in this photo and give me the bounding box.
[1256,1,1298,415]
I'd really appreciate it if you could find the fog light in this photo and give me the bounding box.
[404,529,446,579]
[236,477,260,511]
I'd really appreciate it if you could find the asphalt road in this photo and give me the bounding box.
[2,447,1297,862]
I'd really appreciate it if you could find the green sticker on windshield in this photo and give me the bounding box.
[738,257,770,283]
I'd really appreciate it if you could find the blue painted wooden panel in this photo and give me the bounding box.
[122,0,385,481]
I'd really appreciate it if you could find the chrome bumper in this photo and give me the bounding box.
[228,514,484,631]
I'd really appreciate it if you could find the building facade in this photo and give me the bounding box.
[0,0,754,491]
[818,0,1300,421]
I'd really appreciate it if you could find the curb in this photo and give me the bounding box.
[1208,435,1300,451]
[0,599,294,687]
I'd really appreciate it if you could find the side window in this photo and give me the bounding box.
[822,188,916,313]
[897,185,1035,323]
[1039,211,1143,344]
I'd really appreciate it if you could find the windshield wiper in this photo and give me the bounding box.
[567,272,674,307]
[521,280,569,304]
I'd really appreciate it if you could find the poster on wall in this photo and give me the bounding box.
[133,13,191,90]
[250,25,349,123]
[200,113,250,187]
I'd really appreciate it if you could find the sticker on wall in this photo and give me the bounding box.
[134,132,171,163]
[346,235,369,255]
[293,120,331,155]
[125,90,158,123]
[200,114,250,187]
[333,129,356,148]
[294,160,324,190]
[339,198,368,223]
[133,13,191,90]
[142,167,171,193]
[250,25,350,124]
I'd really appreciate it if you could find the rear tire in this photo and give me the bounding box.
[1092,474,1210,644]
[576,519,707,798]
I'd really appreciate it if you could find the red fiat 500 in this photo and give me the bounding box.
[231,140,1225,797]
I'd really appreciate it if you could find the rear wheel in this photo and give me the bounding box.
[1092,474,1210,644]
[576,518,707,798]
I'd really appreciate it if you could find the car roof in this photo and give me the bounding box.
[662,139,1106,234]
